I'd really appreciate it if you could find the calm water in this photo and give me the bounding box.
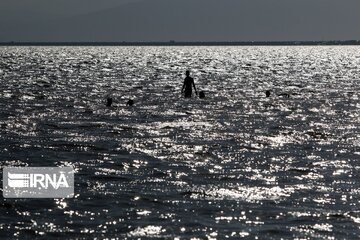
[0,46,359,239]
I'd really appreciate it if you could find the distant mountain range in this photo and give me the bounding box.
[1,0,360,42]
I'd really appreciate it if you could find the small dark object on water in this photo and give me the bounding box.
[265,90,271,98]
[199,91,205,99]
[127,99,134,106]
[37,94,46,100]
[106,97,113,107]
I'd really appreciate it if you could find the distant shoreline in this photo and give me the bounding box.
[1,40,360,46]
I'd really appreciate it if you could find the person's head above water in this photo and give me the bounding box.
[127,99,134,106]
[186,70,190,77]
[266,90,271,98]
[106,97,113,107]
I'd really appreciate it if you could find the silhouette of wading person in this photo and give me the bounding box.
[181,70,197,98]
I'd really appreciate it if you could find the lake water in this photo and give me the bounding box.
[0,46,359,239]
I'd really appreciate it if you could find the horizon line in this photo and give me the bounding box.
[1,40,360,46]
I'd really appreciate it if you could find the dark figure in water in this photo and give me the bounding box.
[127,99,134,106]
[181,70,197,98]
[265,90,271,98]
[199,91,205,99]
[106,97,113,107]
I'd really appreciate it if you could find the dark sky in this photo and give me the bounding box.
[1,0,360,42]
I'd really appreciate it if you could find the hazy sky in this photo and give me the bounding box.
[1,0,360,42]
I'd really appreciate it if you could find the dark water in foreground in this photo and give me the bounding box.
[0,46,359,239]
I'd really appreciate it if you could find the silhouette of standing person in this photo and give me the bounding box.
[181,70,197,98]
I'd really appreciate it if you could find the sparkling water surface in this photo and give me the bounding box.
[0,46,359,239]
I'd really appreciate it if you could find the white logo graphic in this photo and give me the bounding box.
[3,167,74,198]
[8,173,30,188]
[8,172,69,189]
